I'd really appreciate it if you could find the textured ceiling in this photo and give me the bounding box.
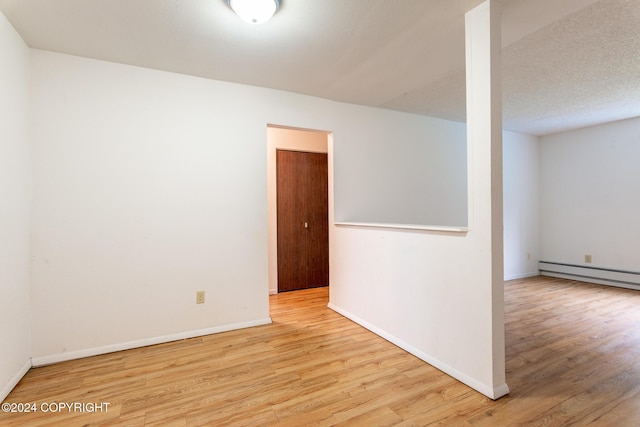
[0,0,638,136]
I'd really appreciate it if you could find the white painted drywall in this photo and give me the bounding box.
[29,51,276,362]
[331,0,507,398]
[0,11,32,401]
[503,131,540,280]
[266,126,329,295]
[333,113,468,227]
[540,117,640,271]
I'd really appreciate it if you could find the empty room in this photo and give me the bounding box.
[1,0,639,425]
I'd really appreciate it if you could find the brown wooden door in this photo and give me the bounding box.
[276,150,329,292]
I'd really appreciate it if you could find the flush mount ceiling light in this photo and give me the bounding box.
[226,0,280,24]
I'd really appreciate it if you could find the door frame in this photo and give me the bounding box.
[267,125,332,295]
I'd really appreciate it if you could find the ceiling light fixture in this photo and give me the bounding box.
[226,0,280,24]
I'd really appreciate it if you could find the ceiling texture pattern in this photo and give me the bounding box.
[1,0,638,135]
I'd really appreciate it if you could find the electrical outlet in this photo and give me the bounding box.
[585,255,592,264]
[196,291,205,304]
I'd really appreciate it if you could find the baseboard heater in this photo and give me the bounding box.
[539,261,640,291]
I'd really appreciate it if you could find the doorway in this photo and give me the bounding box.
[276,150,329,291]
[266,125,330,294]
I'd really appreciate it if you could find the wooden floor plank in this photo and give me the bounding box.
[2,276,640,426]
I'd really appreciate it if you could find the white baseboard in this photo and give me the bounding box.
[269,289,278,295]
[1,359,32,402]
[504,271,539,281]
[31,318,272,367]
[327,303,509,400]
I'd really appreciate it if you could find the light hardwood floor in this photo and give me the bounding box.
[2,276,640,426]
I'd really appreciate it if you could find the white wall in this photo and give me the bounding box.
[333,114,468,227]
[540,117,640,271]
[0,12,32,401]
[503,131,540,279]
[28,45,506,397]
[29,50,277,364]
[330,1,507,398]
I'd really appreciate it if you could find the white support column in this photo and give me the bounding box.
[465,0,509,399]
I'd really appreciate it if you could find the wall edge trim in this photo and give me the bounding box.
[327,302,509,400]
[1,359,32,402]
[504,272,539,281]
[31,318,272,367]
